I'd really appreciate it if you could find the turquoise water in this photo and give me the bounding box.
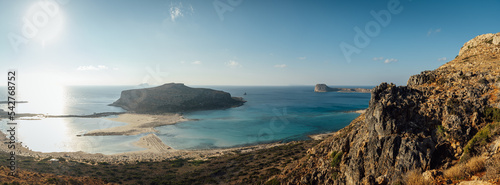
[156,86,370,149]
[0,86,371,154]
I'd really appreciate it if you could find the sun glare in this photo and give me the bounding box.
[25,1,64,48]
[19,81,66,115]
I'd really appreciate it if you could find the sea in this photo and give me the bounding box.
[0,85,371,154]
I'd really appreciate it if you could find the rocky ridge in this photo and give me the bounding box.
[276,33,500,184]
[110,83,245,113]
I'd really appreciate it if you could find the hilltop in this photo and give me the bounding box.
[275,33,500,184]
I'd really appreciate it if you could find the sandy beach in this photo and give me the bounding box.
[85,113,188,136]
[344,109,367,114]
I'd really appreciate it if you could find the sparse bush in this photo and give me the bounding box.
[462,124,493,162]
[485,39,493,44]
[436,125,446,137]
[264,178,280,185]
[445,156,486,180]
[405,170,432,185]
[170,158,187,167]
[188,160,206,166]
[485,155,500,180]
[330,151,343,168]
[484,107,500,122]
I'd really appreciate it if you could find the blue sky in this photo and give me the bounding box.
[1,0,499,86]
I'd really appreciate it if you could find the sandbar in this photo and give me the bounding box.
[85,113,188,136]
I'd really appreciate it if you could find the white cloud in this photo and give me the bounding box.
[192,61,202,65]
[169,2,194,22]
[298,57,306,60]
[170,3,183,22]
[226,60,242,68]
[384,58,398,64]
[437,57,447,61]
[274,64,287,68]
[373,57,384,61]
[77,65,109,71]
[427,28,442,36]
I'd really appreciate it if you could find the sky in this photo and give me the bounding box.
[1,0,499,86]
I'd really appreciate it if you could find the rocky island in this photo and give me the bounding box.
[275,33,500,184]
[314,84,371,93]
[110,83,245,114]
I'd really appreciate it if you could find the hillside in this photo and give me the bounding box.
[275,33,500,184]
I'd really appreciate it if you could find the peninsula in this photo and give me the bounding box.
[314,84,371,93]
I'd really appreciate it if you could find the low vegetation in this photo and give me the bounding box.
[484,107,500,122]
[0,140,319,184]
[485,155,500,180]
[461,122,499,163]
[460,107,500,162]
[405,170,432,185]
[436,125,447,138]
[330,151,343,168]
[444,156,486,180]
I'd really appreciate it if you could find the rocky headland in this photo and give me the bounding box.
[275,33,500,184]
[314,84,371,93]
[109,83,245,114]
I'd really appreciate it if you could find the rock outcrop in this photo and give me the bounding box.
[276,33,500,184]
[314,84,371,93]
[110,83,245,113]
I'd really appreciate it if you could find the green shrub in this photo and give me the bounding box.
[484,107,500,122]
[461,122,499,163]
[171,158,187,168]
[485,39,493,44]
[188,160,206,166]
[436,125,446,137]
[264,178,280,185]
[330,151,343,168]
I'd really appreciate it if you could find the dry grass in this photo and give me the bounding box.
[405,170,433,185]
[444,156,486,179]
[485,155,500,180]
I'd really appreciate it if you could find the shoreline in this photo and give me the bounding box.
[343,109,367,114]
[0,112,338,163]
[308,132,336,140]
[0,130,287,163]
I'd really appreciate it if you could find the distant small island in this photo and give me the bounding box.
[110,83,246,113]
[314,84,371,93]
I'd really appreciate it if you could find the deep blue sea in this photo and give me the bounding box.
[0,85,371,154]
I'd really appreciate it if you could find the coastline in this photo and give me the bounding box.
[0,130,287,163]
[343,109,367,114]
[0,110,353,163]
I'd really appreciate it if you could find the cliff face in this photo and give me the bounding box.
[315,84,371,93]
[277,33,500,184]
[110,83,245,113]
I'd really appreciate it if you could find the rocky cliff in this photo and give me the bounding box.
[315,84,371,93]
[110,83,245,113]
[276,33,500,184]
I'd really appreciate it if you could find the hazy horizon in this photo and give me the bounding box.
[1,0,500,87]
